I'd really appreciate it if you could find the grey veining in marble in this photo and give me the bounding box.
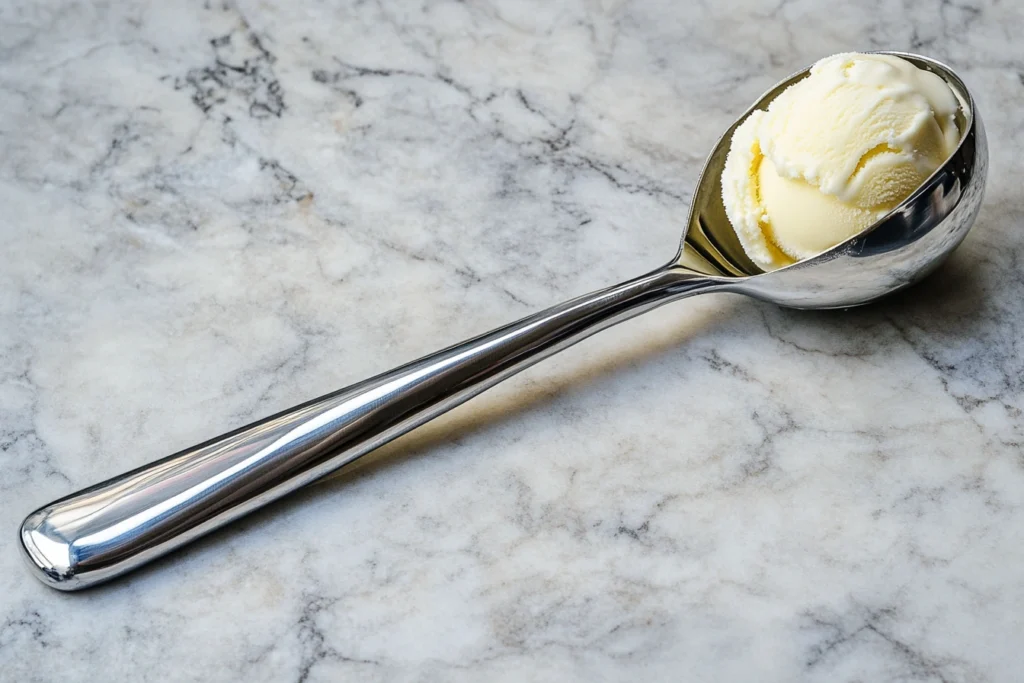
[2,0,1024,680]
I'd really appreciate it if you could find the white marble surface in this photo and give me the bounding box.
[2,0,1024,680]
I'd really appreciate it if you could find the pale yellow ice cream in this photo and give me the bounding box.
[722,53,962,270]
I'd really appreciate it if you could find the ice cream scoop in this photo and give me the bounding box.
[722,53,964,270]
[20,53,985,591]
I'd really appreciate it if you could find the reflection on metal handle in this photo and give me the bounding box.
[20,264,721,590]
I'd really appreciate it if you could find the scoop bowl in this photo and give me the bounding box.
[678,51,986,308]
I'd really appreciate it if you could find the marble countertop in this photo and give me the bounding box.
[3,0,1024,680]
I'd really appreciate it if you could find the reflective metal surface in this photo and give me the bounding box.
[681,52,986,309]
[20,52,987,591]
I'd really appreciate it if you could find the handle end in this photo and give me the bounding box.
[20,509,82,592]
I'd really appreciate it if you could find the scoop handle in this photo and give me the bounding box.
[20,264,720,590]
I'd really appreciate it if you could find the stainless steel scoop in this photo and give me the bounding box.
[20,52,987,590]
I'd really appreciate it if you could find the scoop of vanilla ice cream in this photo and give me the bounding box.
[722,53,962,270]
